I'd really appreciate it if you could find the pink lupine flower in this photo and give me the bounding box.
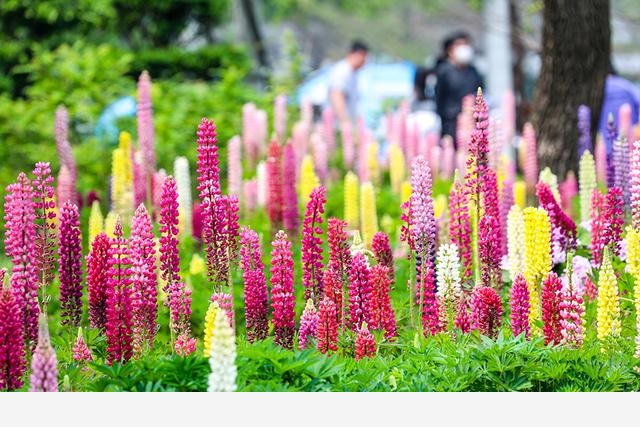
[312,132,328,182]
[274,94,287,141]
[591,188,624,266]
[449,174,472,282]
[348,252,372,331]
[317,297,338,354]
[55,106,77,205]
[130,204,158,355]
[0,271,27,391]
[541,272,563,346]
[57,165,75,207]
[322,107,335,153]
[32,162,57,288]
[132,153,147,208]
[29,314,58,392]
[87,232,110,331]
[455,296,471,333]
[298,299,319,350]
[500,179,514,254]
[355,322,376,361]
[211,292,234,327]
[4,173,40,345]
[410,156,437,262]
[559,277,585,348]
[441,137,455,179]
[282,143,299,235]
[137,71,156,173]
[243,179,258,214]
[522,122,538,191]
[465,89,490,212]
[266,140,284,230]
[481,168,503,256]
[341,121,355,168]
[478,213,502,288]
[227,136,242,197]
[240,227,268,343]
[151,170,166,213]
[559,171,578,219]
[420,261,443,336]
[323,267,343,327]
[270,231,296,349]
[510,274,530,338]
[327,218,352,293]
[630,138,640,230]
[242,103,259,165]
[371,232,394,282]
[302,186,326,304]
[58,201,83,327]
[73,328,92,362]
[106,220,134,365]
[369,265,397,339]
[470,286,502,339]
[590,190,607,266]
[536,182,577,264]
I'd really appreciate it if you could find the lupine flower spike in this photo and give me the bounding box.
[239,227,268,343]
[30,314,58,392]
[301,186,326,304]
[355,322,376,361]
[271,231,296,349]
[73,328,92,362]
[298,299,319,350]
[317,297,338,353]
[58,201,83,327]
[0,269,26,391]
[207,307,237,392]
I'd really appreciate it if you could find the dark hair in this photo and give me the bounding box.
[350,40,369,53]
[442,31,471,53]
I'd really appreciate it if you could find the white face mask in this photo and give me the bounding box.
[453,44,474,65]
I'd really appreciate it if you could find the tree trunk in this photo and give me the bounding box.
[531,0,610,180]
[239,0,270,69]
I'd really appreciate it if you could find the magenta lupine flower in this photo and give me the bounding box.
[227,135,242,197]
[630,139,640,230]
[270,231,296,349]
[577,105,592,157]
[86,232,110,331]
[559,278,585,348]
[372,232,394,282]
[500,179,514,254]
[240,227,268,343]
[522,122,538,191]
[349,252,372,331]
[32,162,57,288]
[536,182,577,264]
[130,204,157,355]
[612,136,630,206]
[355,322,376,360]
[541,272,563,346]
[209,194,240,289]
[29,314,58,392]
[298,299,319,350]
[55,106,77,204]
[449,175,472,282]
[470,286,502,339]
[465,89,490,209]
[323,267,343,327]
[4,173,39,345]
[137,71,156,173]
[369,265,397,339]
[282,143,299,235]
[211,292,234,327]
[159,177,195,354]
[267,140,283,230]
[454,296,471,333]
[151,170,166,213]
[482,168,503,254]
[242,104,259,165]
[590,190,607,267]
[478,213,502,288]
[192,201,204,241]
[73,328,92,362]
[106,220,134,365]
[559,172,578,216]
[57,165,75,206]
[58,201,83,327]
[509,273,530,339]
[604,187,624,256]
[327,218,352,285]
[322,107,335,153]
[0,271,27,391]
[317,297,338,353]
[420,261,443,336]
[302,186,326,304]
[132,154,147,207]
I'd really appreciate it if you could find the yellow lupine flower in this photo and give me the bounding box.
[507,205,526,280]
[344,171,359,229]
[625,226,640,356]
[111,131,134,222]
[88,201,104,244]
[366,142,380,185]
[514,180,526,209]
[597,248,621,342]
[389,144,405,193]
[523,207,551,331]
[104,211,118,238]
[400,181,412,204]
[360,181,378,248]
[190,253,206,276]
[299,154,319,204]
[539,167,560,202]
[203,301,219,357]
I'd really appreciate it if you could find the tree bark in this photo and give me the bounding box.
[531,0,610,180]
[239,0,270,69]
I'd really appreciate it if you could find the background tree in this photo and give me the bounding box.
[531,0,611,179]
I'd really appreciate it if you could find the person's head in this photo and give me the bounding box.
[347,40,369,70]
[443,31,474,66]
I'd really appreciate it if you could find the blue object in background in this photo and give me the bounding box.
[94,96,137,145]
[296,61,416,129]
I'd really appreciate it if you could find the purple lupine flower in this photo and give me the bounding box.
[137,71,156,173]
[29,314,58,392]
[32,162,57,289]
[58,201,83,327]
[577,105,592,157]
[612,136,630,207]
[605,113,617,188]
[631,138,640,230]
[348,252,372,331]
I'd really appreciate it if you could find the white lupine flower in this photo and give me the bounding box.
[256,161,267,208]
[538,167,560,202]
[436,243,461,302]
[207,308,237,392]
[173,156,192,236]
[507,205,526,280]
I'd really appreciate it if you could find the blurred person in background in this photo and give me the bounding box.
[328,40,369,130]
[598,61,640,144]
[435,31,483,144]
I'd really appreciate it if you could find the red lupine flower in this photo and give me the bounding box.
[323,266,343,326]
[348,252,372,331]
[32,162,57,288]
[302,186,326,304]
[541,272,563,345]
[130,204,158,355]
[105,220,134,365]
[420,261,443,336]
[298,299,319,350]
[58,201,83,327]
[510,273,530,338]
[369,265,397,339]
[282,143,299,235]
[355,322,376,361]
[29,314,58,392]
[0,270,27,391]
[371,232,394,283]
[240,227,268,343]
[327,218,352,277]
[266,140,284,230]
[73,328,92,362]
[478,213,502,289]
[470,286,502,339]
[317,297,338,354]
[86,232,110,331]
[454,296,471,333]
[270,230,296,349]
[584,277,598,301]
[448,175,472,282]
[560,280,585,348]
[4,173,40,345]
[590,188,623,267]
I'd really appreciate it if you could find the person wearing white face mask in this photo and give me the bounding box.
[435,31,484,145]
